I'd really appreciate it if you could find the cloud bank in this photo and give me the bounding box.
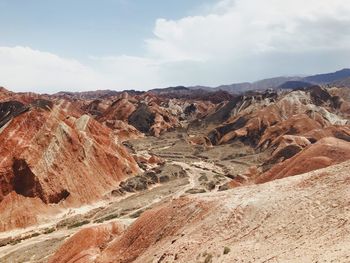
[1,0,350,93]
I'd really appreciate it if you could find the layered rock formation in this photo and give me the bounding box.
[1,84,350,262]
[84,92,216,137]
[50,161,350,263]
[153,86,345,194]
[0,192,52,232]
[48,222,125,263]
[0,98,139,231]
[207,87,347,146]
[256,137,350,184]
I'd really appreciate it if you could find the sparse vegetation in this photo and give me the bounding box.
[223,246,231,255]
[94,213,119,223]
[185,188,206,194]
[0,237,12,247]
[43,227,56,234]
[29,232,40,238]
[67,220,90,229]
[204,253,213,263]
[130,208,149,218]
[1,231,43,247]
[10,239,21,246]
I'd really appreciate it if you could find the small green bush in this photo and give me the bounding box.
[223,246,231,255]
[67,220,90,229]
[94,213,119,224]
[10,239,21,246]
[43,227,56,234]
[29,232,40,238]
[204,253,213,263]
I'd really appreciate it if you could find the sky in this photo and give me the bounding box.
[1,0,350,93]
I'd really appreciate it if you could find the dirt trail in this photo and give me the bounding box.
[0,131,254,262]
[131,161,350,263]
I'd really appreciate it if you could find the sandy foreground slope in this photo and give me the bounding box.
[49,160,350,263]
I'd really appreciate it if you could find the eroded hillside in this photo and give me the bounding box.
[0,85,349,262]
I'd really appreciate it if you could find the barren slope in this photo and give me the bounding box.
[1,86,350,263]
[47,161,350,263]
[0,99,139,231]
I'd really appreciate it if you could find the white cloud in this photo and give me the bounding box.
[0,46,108,92]
[147,0,350,60]
[90,55,161,90]
[144,0,350,85]
[1,0,350,93]
[0,47,161,93]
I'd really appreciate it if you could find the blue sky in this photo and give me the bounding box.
[0,0,350,93]
[0,0,213,59]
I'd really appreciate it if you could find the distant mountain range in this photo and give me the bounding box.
[54,68,350,99]
[277,81,314,90]
[331,77,350,87]
[152,68,350,95]
[304,68,350,84]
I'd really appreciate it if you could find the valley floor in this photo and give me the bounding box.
[0,130,349,263]
[0,130,256,262]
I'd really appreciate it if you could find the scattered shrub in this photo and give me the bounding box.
[204,253,213,263]
[223,246,231,255]
[67,220,90,229]
[43,227,55,234]
[94,213,119,223]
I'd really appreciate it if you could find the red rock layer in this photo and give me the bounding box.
[96,198,212,263]
[50,161,350,262]
[48,222,125,263]
[208,89,347,146]
[0,87,48,104]
[257,114,323,150]
[304,125,350,142]
[91,92,216,137]
[109,120,143,142]
[0,192,51,232]
[0,99,139,231]
[255,137,350,184]
[97,98,136,123]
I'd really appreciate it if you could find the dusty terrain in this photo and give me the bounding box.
[0,85,349,262]
[96,161,350,263]
[0,130,238,262]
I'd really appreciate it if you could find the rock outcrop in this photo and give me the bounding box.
[208,88,347,146]
[50,161,350,263]
[0,192,52,232]
[82,92,217,137]
[1,85,350,262]
[0,99,139,231]
[255,137,350,184]
[48,222,125,263]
